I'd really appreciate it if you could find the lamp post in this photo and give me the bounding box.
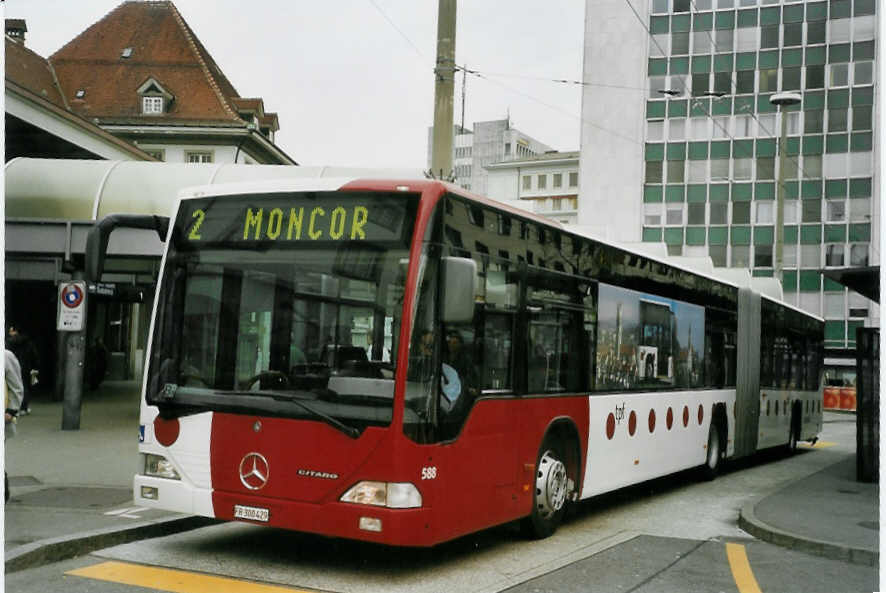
[770,92,802,284]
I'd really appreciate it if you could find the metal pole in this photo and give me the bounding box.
[62,270,87,430]
[774,107,787,282]
[430,0,456,180]
[769,92,801,285]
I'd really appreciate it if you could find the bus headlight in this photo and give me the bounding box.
[143,453,181,480]
[340,481,422,509]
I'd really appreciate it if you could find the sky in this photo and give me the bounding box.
[5,0,587,169]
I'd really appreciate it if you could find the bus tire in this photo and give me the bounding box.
[700,421,723,480]
[522,436,570,539]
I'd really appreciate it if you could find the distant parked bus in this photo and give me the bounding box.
[88,177,823,546]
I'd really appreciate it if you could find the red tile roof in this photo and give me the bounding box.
[49,1,264,127]
[5,36,68,110]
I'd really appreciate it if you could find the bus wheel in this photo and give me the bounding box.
[701,422,722,480]
[522,438,569,539]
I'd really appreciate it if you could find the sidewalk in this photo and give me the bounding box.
[739,446,879,567]
[4,381,210,572]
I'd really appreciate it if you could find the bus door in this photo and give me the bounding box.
[405,249,521,538]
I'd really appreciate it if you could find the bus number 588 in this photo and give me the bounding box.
[421,466,437,480]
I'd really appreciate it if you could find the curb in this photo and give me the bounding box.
[5,515,216,573]
[738,499,877,567]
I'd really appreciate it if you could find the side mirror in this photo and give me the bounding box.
[441,257,477,324]
[86,214,170,281]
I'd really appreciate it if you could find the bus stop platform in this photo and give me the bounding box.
[4,383,877,572]
[739,451,878,567]
[4,381,213,572]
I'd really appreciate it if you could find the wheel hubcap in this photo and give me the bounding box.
[536,450,568,519]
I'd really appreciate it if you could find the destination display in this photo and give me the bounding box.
[175,192,417,248]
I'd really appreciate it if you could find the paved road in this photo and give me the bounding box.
[6,414,876,593]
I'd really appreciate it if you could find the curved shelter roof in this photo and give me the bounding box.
[5,158,424,221]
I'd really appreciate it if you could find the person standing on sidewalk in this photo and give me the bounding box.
[7,324,38,415]
[5,349,24,502]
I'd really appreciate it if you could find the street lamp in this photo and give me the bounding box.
[770,92,802,285]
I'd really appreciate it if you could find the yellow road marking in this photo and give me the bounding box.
[726,543,763,593]
[800,441,836,449]
[67,561,311,593]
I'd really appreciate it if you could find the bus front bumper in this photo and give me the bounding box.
[133,474,436,546]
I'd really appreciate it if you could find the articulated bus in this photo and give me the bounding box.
[87,177,823,546]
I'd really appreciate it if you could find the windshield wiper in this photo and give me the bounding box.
[221,390,361,439]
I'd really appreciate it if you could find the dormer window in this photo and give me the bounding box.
[142,96,164,114]
[137,77,173,116]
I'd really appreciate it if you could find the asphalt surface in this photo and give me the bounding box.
[3,381,878,577]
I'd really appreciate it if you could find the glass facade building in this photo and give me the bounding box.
[637,0,877,350]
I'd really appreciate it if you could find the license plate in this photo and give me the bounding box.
[233,504,269,522]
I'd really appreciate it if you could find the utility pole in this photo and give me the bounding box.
[430,0,456,180]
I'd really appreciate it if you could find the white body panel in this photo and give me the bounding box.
[582,390,736,499]
[135,407,214,516]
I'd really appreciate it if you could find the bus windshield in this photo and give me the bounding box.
[146,191,419,433]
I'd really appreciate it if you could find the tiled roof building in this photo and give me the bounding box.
[7,0,294,164]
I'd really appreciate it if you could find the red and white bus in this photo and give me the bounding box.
[88,177,823,546]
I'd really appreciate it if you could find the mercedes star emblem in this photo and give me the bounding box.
[239,452,269,490]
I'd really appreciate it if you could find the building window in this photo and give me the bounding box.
[829,63,849,88]
[759,69,778,93]
[710,159,729,181]
[186,151,213,163]
[807,21,826,44]
[806,65,825,89]
[734,158,752,180]
[648,120,664,141]
[522,175,532,190]
[854,61,873,85]
[784,200,799,223]
[710,245,727,267]
[756,202,773,223]
[800,244,820,267]
[852,106,873,131]
[757,157,775,180]
[667,160,685,183]
[754,245,773,268]
[849,198,871,222]
[732,202,751,224]
[553,173,563,188]
[804,109,823,133]
[731,245,750,267]
[826,199,846,222]
[825,244,845,267]
[537,174,547,189]
[736,70,755,93]
[801,199,821,223]
[710,202,728,224]
[552,198,562,211]
[783,245,798,267]
[646,161,663,183]
[666,205,683,225]
[644,203,663,226]
[850,244,869,266]
[142,96,164,114]
[687,203,706,225]
[568,172,578,187]
[505,143,511,155]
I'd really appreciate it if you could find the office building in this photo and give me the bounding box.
[580,0,879,350]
